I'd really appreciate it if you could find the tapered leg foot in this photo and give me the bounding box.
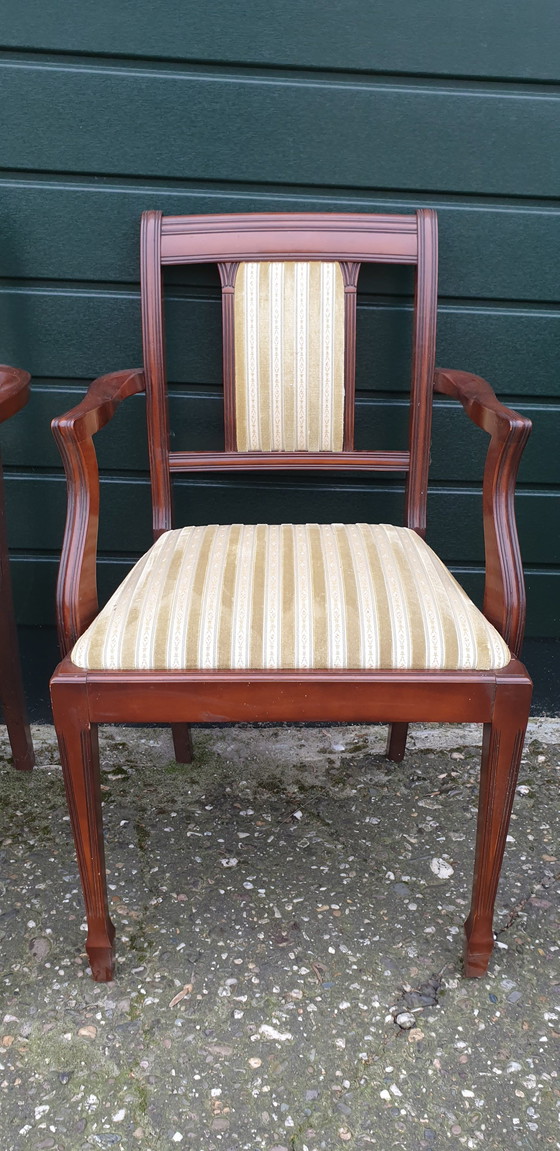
[172,723,194,764]
[386,722,409,763]
[5,718,34,771]
[87,919,116,982]
[464,677,531,978]
[88,948,116,983]
[51,677,115,982]
[463,912,494,977]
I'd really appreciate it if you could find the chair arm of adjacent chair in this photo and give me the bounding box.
[433,368,531,656]
[52,368,146,441]
[51,369,146,655]
[0,365,31,424]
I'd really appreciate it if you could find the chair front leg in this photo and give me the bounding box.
[51,684,115,981]
[464,679,532,976]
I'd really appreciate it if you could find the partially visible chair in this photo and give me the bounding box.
[0,366,34,771]
[51,210,532,981]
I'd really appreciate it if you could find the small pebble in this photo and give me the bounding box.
[395,1012,416,1029]
[430,857,454,879]
[258,1024,292,1041]
[29,937,51,961]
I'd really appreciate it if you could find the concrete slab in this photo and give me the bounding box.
[1,722,559,1150]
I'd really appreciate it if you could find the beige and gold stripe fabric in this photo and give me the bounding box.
[233,261,345,451]
[71,524,510,672]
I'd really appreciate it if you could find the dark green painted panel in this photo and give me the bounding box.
[9,554,560,638]
[434,307,560,400]
[431,402,560,487]
[2,179,559,303]
[2,1,558,81]
[1,61,558,197]
[11,626,560,722]
[457,572,560,639]
[1,6,559,658]
[2,385,558,486]
[5,473,559,568]
[1,289,559,398]
[11,556,134,628]
[0,286,145,380]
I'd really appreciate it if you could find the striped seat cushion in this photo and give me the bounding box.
[234,261,345,451]
[71,524,510,672]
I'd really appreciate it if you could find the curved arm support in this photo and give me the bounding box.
[0,365,31,424]
[52,369,145,654]
[434,368,531,655]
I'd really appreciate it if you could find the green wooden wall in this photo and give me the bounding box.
[1,1,559,642]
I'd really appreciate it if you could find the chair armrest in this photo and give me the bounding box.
[52,367,146,442]
[0,365,31,424]
[433,368,531,655]
[52,369,145,654]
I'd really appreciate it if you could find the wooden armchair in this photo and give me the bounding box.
[0,366,34,771]
[50,210,532,982]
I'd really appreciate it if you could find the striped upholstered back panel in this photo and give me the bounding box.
[233,261,345,451]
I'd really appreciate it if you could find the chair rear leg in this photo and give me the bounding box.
[172,723,194,764]
[386,722,409,763]
[0,499,34,770]
[51,683,115,981]
[464,679,532,977]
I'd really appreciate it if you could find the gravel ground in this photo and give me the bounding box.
[0,720,559,1150]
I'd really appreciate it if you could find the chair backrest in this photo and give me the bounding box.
[140,210,438,539]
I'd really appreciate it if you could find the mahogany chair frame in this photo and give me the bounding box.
[0,366,34,771]
[50,211,532,982]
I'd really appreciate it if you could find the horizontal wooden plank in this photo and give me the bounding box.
[1,384,557,486]
[1,287,558,397]
[14,627,560,723]
[2,3,559,665]
[9,555,560,638]
[1,1,558,81]
[1,60,558,197]
[11,556,135,629]
[459,572,560,639]
[2,178,559,301]
[4,473,559,566]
